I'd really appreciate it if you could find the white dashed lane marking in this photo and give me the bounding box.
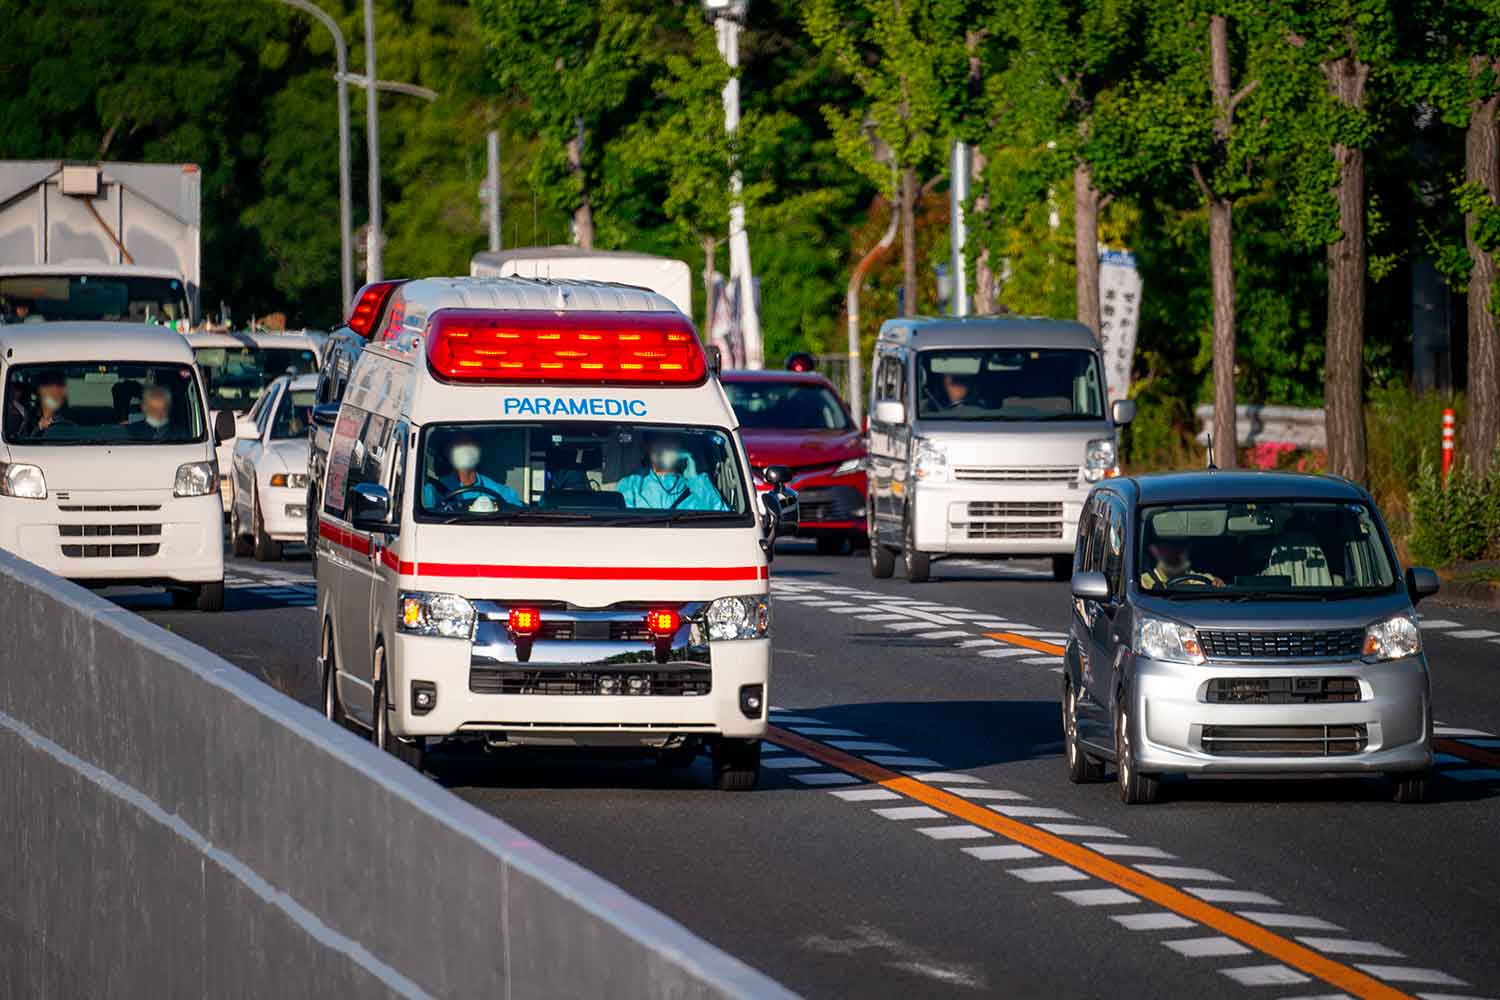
[1165,937,1254,958]
[1114,913,1197,931]
[873,805,944,821]
[917,824,993,840]
[961,844,1041,862]
[1008,865,1089,883]
[1057,888,1137,907]
[1220,965,1310,987]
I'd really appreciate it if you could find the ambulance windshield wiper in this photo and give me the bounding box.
[437,510,594,525]
[595,510,744,526]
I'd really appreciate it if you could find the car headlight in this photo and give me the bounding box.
[173,461,218,498]
[912,438,947,483]
[834,457,863,476]
[1135,615,1205,664]
[1363,614,1421,661]
[398,591,476,639]
[703,595,771,641]
[0,462,46,499]
[270,472,309,489]
[1083,437,1118,483]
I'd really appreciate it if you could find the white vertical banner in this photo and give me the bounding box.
[1097,247,1143,403]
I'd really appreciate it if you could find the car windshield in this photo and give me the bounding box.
[271,386,315,440]
[0,274,189,326]
[724,380,851,430]
[194,345,319,412]
[916,348,1105,421]
[1137,501,1398,597]
[415,421,750,525]
[2,361,206,445]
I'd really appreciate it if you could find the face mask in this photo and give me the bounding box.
[145,415,169,429]
[450,444,480,471]
[40,394,61,414]
[1159,552,1187,574]
[652,447,681,470]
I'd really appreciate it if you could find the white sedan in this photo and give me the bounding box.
[229,373,315,561]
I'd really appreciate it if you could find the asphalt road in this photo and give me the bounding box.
[114,544,1500,999]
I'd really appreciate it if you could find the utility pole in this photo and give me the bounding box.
[363,0,382,283]
[487,130,502,253]
[704,0,763,369]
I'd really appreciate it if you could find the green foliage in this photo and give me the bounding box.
[1408,451,1500,565]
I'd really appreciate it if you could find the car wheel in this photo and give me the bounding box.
[230,504,253,558]
[1391,770,1431,804]
[713,738,760,791]
[1051,555,1072,582]
[868,507,895,578]
[1064,681,1105,783]
[169,587,196,610]
[816,535,851,556]
[372,645,425,771]
[321,624,348,728]
[1115,697,1159,804]
[252,488,282,562]
[903,518,930,583]
[194,580,225,613]
[306,485,320,576]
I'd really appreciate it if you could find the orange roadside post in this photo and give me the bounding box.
[1441,408,1455,484]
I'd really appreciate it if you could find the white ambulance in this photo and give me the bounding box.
[314,277,797,789]
[0,322,232,609]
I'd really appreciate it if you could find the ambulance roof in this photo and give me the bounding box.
[389,276,680,339]
[0,322,195,365]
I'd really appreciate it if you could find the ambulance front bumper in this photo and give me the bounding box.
[387,603,770,741]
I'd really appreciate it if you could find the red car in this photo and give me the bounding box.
[720,368,867,554]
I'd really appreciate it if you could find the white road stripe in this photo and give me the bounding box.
[958,638,1000,648]
[1294,937,1404,958]
[1085,843,1175,859]
[825,740,906,752]
[1056,888,1136,906]
[1434,726,1495,737]
[1023,656,1062,664]
[978,648,1032,659]
[1236,912,1343,931]
[760,756,824,770]
[1355,966,1468,987]
[1135,865,1232,883]
[829,788,901,802]
[827,607,872,615]
[1419,619,1462,628]
[944,787,1030,799]
[1037,823,1127,839]
[962,844,1040,861]
[1443,769,1500,782]
[783,726,863,737]
[868,755,943,767]
[1113,912,1196,931]
[881,621,933,632]
[916,630,971,640]
[872,805,944,820]
[767,714,823,724]
[855,614,909,622]
[969,619,1017,628]
[788,772,861,786]
[874,605,964,625]
[1220,965,1311,987]
[916,824,992,840]
[1448,629,1500,639]
[992,805,1077,820]
[1164,937,1252,958]
[1185,887,1281,906]
[1008,865,1088,883]
[908,771,986,783]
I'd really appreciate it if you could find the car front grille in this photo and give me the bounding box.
[952,466,1078,486]
[1201,724,1368,756]
[1199,628,1364,660]
[57,522,163,558]
[967,501,1063,518]
[1204,677,1362,704]
[796,485,863,523]
[56,504,162,512]
[967,522,1063,539]
[58,524,162,538]
[61,543,161,558]
[469,667,710,696]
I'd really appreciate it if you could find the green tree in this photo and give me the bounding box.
[805,0,969,316]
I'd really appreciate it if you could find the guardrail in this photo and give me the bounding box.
[0,549,791,999]
[1193,404,1326,449]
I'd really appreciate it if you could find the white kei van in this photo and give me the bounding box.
[314,277,797,789]
[866,317,1135,583]
[0,323,233,610]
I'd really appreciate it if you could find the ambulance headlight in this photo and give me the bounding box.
[173,461,218,498]
[704,596,771,641]
[0,462,46,499]
[398,591,476,639]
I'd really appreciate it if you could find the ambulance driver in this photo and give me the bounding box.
[618,430,728,512]
[422,431,522,512]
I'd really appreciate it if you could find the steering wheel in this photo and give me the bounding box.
[1165,571,1220,588]
[441,484,516,508]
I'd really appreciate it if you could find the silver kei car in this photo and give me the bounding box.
[1062,471,1440,805]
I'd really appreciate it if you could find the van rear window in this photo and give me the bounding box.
[3,362,206,446]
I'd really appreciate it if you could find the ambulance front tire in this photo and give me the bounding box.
[252,487,282,562]
[713,737,760,791]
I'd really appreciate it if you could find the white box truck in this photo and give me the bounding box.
[0,161,201,327]
[471,246,692,318]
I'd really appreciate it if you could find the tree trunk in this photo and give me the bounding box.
[1323,55,1369,484]
[965,30,996,315]
[1465,92,1500,474]
[701,235,718,333]
[1210,196,1237,468]
[901,165,918,317]
[1074,162,1100,335]
[567,119,594,250]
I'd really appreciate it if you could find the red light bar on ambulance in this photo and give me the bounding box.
[426,309,707,386]
[346,279,406,338]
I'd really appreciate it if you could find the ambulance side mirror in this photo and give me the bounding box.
[349,482,393,533]
[759,466,799,560]
[214,410,237,444]
[312,403,340,429]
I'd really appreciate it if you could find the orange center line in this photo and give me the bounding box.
[986,631,1066,656]
[765,725,1414,1000]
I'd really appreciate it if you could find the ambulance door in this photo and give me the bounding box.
[340,405,395,726]
[370,419,409,689]
[320,400,376,722]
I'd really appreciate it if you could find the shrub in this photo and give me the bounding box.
[1407,450,1500,566]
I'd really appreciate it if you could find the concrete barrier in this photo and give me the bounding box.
[0,549,792,999]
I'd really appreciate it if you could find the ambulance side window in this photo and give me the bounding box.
[387,422,408,529]
[344,408,390,510]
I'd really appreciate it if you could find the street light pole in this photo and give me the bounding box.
[705,0,763,369]
[276,0,353,312]
[363,0,382,283]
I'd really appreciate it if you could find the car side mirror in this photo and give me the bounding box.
[873,400,905,425]
[349,482,393,533]
[758,466,799,561]
[1071,569,1111,602]
[215,410,238,444]
[232,416,258,441]
[1111,399,1136,426]
[1405,566,1440,605]
[312,403,340,428]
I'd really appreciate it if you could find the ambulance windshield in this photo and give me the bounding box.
[415,421,751,525]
